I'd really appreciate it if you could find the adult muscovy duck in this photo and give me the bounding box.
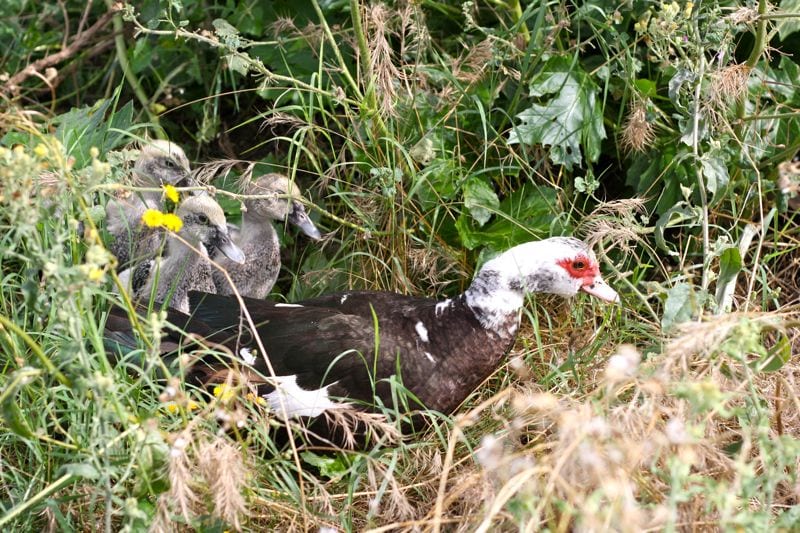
[107,237,617,447]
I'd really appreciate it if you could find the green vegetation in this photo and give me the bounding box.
[1,0,799,530]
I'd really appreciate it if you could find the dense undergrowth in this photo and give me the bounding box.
[1,0,800,531]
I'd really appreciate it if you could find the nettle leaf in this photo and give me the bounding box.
[508,57,605,169]
[777,0,800,40]
[661,282,696,331]
[463,177,499,226]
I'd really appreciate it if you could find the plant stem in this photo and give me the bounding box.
[0,314,72,388]
[103,0,162,133]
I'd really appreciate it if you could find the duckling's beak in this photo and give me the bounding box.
[288,203,322,240]
[580,276,619,303]
[216,231,246,264]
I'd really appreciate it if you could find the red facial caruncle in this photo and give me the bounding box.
[556,254,599,283]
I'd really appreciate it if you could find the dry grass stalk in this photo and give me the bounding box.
[365,4,404,118]
[580,198,648,251]
[197,437,249,530]
[620,98,655,153]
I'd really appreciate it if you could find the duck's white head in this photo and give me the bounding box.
[465,237,618,329]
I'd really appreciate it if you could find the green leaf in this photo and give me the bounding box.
[668,68,696,110]
[757,330,792,372]
[777,0,800,40]
[508,57,606,169]
[58,463,101,480]
[301,451,347,480]
[701,152,729,199]
[212,18,241,48]
[661,282,696,332]
[714,246,742,312]
[654,201,703,255]
[462,177,499,226]
[456,185,561,251]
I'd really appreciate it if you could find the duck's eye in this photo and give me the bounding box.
[572,260,587,270]
[197,213,209,224]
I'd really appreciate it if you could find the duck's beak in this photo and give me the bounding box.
[216,231,246,264]
[581,276,619,303]
[288,202,322,240]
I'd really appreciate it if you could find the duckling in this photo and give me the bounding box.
[211,173,322,299]
[106,140,192,269]
[117,194,245,313]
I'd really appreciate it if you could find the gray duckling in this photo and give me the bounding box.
[106,140,192,269]
[212,173,322,299]
[117,194,245,313]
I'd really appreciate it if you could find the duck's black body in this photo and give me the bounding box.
[185,290,517,417]
[105,237,619,449]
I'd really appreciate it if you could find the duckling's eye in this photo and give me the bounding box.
[572,260,587,270]
[197,213,209,224]
[163,159,177,169]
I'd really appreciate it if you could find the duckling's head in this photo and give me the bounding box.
[176,195,245,263]
[244,173,322,240]
[134,140,191,188]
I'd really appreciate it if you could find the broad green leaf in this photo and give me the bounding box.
[668,68,696,110]
[714,246,742,312]
[508,57,606,169]
[456,185,561,250]
[213,18,241,48]
[701,152,729,199]
[462,177,499,226]
[661,282,696,331]
[777,0,800,40]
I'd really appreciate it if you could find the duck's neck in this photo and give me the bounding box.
[463,267,525,330]
[240,212,278,248]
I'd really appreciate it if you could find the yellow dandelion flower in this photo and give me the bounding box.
[88,267,105,282]
[165,403,180,414]
[186,400,200,411]
[160,213,183,232]
[245,392,267,406]
[142,209,164,228]
[213,384,236,403]
[33,144,48,158]
[163,184,180,204]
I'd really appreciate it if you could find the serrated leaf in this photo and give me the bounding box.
[463,177,499,226]
[777,0,800,40]
[661,282,696,331]
[508,58,605,169]
[213,18,241,48]
[224,54,250,76]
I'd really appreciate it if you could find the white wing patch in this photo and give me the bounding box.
[340,294,349,304]
[415,321,429,343]
[435,299,451,317]
[263,375,345,418]
[274,303,303,308]
[424,351,436,364]
[239,347,256,365]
